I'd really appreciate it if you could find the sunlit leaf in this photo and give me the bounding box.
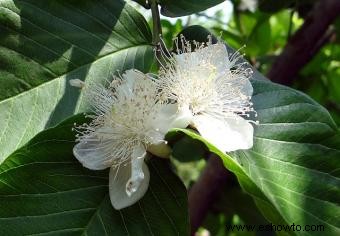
[0,0,154,162]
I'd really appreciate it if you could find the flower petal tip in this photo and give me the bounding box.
[109,162,150,210]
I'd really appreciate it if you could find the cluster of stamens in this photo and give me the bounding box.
[73,71,164,167]
[156,35,257,124]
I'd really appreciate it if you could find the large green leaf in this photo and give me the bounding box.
[168,78,340,235]
[168,26,340,235]
[0,0,153,162]
[0,115,189,235]
[158,0,224,17]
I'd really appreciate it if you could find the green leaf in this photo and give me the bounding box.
[169,26,340,235]
[169,78,340,235]
[238,80,339,232]
[159,0,224,17]
[0,0,153,162]
[0,115,189,235]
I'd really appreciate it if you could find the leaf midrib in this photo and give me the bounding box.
[0,43,152,105]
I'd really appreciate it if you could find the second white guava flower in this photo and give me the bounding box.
[158,37,256,153]
[72,69,183,210]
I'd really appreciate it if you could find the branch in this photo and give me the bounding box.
[150,0,162,45]
[267,0,340,85]
[188,155,231,235]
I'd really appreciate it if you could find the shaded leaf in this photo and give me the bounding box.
[0,115,189,236]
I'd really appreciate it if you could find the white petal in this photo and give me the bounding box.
[152,104,193,135]
[241,77,253,97]
[193,114,254,152]
[172,105,194,130]
[116,70,138,98]
[144,129,164,145]
[175,43,229,74]
[109,161,150,210]
[132,143,147,159]
[73,138,113,170]
[208,43,230,73]
[126,144,147,196]
[117,69,156,98]
[122,69,141,88]
[144,104,191,158]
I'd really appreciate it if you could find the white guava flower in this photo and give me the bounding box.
[238,0,258,13]
[72,69,184,210]
[158,36,256,153]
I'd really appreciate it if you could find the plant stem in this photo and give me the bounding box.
[150,0,162,45]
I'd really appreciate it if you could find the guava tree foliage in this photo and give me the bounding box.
[0,0,339,236]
